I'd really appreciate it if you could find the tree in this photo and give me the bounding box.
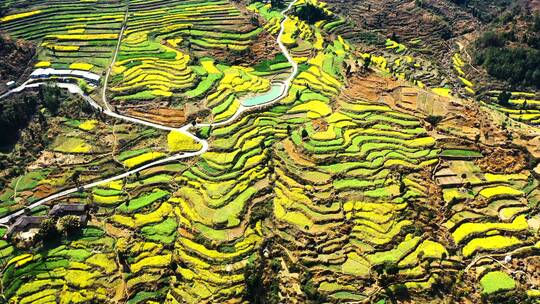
[301,270,327,302]
[270,0,285,9]
[383,261,399,275]
[71,170,81,186]
[59,216,81,235]
[36,218,59,242]
[301,129,309,139]
[249,16,259,27]
[391,32,399,42]
[399,180,406,195]
[244,258,264,304]
[78,79,89,94]
[498,91,512,107]
[474,29,540,88]
[42,84,62,115]
[425,115,443,126]
[363,55,371,71]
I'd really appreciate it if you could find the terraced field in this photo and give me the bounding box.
[109,0,266,106]
[0,0,125,76]
[1,0,540,303]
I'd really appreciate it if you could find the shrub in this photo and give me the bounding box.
[249,200,273,227]
[498,91,512,106]
[425,115,443,126]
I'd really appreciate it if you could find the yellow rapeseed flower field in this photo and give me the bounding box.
[167,131,202,152]
[1,10,42,23]
[70,62,94,70]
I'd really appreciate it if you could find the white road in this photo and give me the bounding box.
[0,0,299,224]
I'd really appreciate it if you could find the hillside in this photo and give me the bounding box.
[0,33,34,91]
[0,0,539,303]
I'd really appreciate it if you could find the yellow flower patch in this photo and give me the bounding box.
[103,180,123,190]
[130,254,171,273]
[93,194,122,205]
[167,131,202,152]
[7,254,33,268]
[50,45,80,51]
[70,62,94,71]
[432,88,452,97]
[452,215,528,244]
[459,76,474,87]
[111,214,135,228]
[78,119,98,131]
[151,89,172,97]
[86,253,117,274]
[35,61,51,68]
[167,38,183,47]
[67,28,85,34]
[48,34,118,40]
[462,235,522,257]
[479,185,523,198]
[201,59,221,75]
[123,151,165,168]
[289,100,332,118]
[71,143,92,153]
[134,202,173,226]
[65,270,96,288]
[1,10,42,22]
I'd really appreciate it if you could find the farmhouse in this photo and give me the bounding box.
[5,216,46,238]
[49,203,89,218]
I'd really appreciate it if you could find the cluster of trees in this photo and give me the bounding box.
[450,0,517,22]
[40,83,63,114]
[9,215,83,250]
[475,45,540,88]
[0,85,63,148]
[294,3,328,24]
[270,0,285,9]
[36,216,82,244]
[474,22,540,89]
[0,94,38,147]
[244,246,281,304]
